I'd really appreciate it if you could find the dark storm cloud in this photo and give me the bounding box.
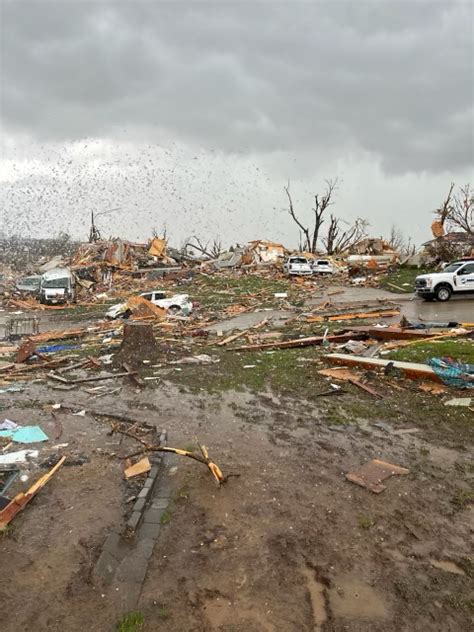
[1,1,473,173]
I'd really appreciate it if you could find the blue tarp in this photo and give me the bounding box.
[0,425,49,443]
[37,344,81,353]
[428,357,474,389]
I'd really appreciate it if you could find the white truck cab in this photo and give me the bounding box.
[39,268,76,305]
[414,259,474,301]
[283,256,313,276]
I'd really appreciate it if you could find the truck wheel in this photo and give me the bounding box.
[435,285,452,302]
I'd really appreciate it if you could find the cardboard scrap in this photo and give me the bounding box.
[346,459,409,494]
[418,382,448,395]
[124,456,151,479]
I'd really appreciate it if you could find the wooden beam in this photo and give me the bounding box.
[0,456,66,528]
[229,331,368,352]
[324,353,442,383]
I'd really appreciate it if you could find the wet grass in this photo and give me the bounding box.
[388,338,474,364]
[163,345,323,395]
[117,611,144,632]
[379,266,432,293]
[160,509,173,525]
[451,489,474,512]
[357,515,375,529]
[192,273,294,310]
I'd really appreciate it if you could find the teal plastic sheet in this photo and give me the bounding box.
[0,425,49,443]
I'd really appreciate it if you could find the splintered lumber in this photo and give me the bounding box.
[318,367,383,399]
[230,331,367,352]
[124,456,151,478]
[0,456,65,528]
[346,326,440,341]
[325,353,442,383]
[48,370,137,385]
[381,329,469,351]
[30,321,118,344]
[346,459,409,494]
[307,309,399,323]
[216,317,270,346]
[386,282,409,292]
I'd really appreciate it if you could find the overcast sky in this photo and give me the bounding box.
[1,1,473,248]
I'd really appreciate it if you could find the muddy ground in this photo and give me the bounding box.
[0,281,472,631]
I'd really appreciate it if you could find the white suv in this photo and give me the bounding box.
[414,260,474,301]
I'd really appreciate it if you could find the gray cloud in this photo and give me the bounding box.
[2,1,473,174]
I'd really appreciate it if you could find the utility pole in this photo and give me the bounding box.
[88,208,121,243]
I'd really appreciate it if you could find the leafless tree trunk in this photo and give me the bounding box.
[284,179,337,253]
[185,235,223,259]
[388,225,404,251]
[322,216,369,255]
[435,182,455,228]
[451,184,473,234]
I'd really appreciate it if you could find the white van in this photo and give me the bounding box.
[39,268,76,305]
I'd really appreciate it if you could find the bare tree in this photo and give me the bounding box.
[434,182,455,231]
[184,235,223,259]
[322,215,369,255]
[451,184,473,234]
[284,179,337,253]
[402,236,417,257]
[388,225,405,251]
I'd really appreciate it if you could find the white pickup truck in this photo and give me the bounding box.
[414,259,474,301]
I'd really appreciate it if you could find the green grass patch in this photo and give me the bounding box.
[451,489,474,512]
[117,611,144,632]
[157,605,170,620]
[162,345,324,396]
[357,515,375,529]
[0,524,14,538]
[379,266,432,293]
[191,274,293,310]
[160,509,172,525]
[388,338,474,364]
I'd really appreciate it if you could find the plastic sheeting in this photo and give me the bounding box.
[428,357,474,389]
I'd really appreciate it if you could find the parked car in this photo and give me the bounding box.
[414,259,474,301]
[312,259,335,275]
[106,290,193,319]
[15,275,42,295]
[39,268,76,305]
[283,256,313,276]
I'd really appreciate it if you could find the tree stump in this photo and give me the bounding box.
[115,321,159,367]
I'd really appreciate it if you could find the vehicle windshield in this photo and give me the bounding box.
[290,258,308,264]
[42,278,69,288]
[316,261,329,265]
[21,277,40,286]
[443,263,462,273]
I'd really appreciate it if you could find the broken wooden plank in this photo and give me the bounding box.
[318,367,383,399]
[324,353,442,383]
[307,309,400,323]
[122,362,145,387]
[381,329,469,351]
[47,370,138,385]
[0,456,66,528]
[216,317,270,346]
[230,332,368,352]
[124,456,151,479]
[346,459,409,494]
[345,326,440,341]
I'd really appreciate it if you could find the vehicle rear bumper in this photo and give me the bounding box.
[289,271,313,276]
